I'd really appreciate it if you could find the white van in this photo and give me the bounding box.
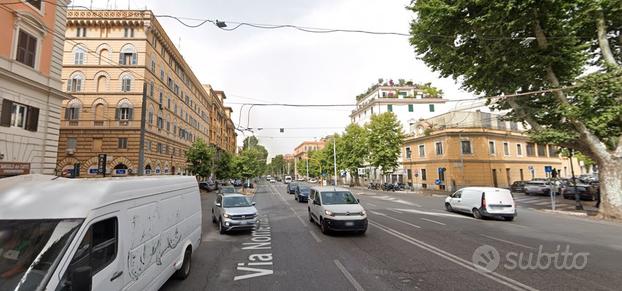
[308,187,367,234]
[444,187,516,221]
[284,176,292,184]
[0,174,202,291]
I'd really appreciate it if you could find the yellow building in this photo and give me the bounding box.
[404,111,568,191]
[293,140,325,178]
[56,10,236,177]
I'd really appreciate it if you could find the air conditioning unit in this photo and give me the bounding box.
[66,149,75,155]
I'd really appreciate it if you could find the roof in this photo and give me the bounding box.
[311,186,352,192]
[0,174,198,220]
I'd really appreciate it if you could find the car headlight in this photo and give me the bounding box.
[361,210,367,216]
[324,210,335,217]
[223,213,230,218]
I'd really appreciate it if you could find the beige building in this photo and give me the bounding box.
[0,0,70,177]
[56,9,236,177]
[403,111,573,191]
[293,140,325,178]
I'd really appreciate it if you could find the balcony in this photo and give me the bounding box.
[62,120,135,127]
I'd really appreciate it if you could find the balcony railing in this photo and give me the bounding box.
[62,120,135,127]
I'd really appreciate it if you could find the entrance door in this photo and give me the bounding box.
[492,169,499,187]
[506,168,511,187]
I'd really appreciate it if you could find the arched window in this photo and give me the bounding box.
[94,103,105,121]
[157,111,163,129]
[96,75,107,92]
[148,104,154,125]
[116,99,133,121]
[121,74,132,92]
[65,98,82,120]
[66,72,84,92]
[149,80,154,97]
[73,46,86,65]
[119,44,137,65]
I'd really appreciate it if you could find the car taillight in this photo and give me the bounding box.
[481,192,486,209]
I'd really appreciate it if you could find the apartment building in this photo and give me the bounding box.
[293,140,325,178]
[56,9,236,177]
[403,111,569,191]
[0,0,70,177]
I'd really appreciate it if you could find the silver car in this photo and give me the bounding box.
[212,193,257,234]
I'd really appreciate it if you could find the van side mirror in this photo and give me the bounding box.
[71,266,92,291]
[215,202,221,207]
[252,201,256,206]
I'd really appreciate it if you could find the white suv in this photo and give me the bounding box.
[308,187,367,234]
[212,193,257,234]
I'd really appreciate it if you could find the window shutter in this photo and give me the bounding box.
[26,106,39,132]
[115,108,120,120]
[66,79,72,92]
[0,99,13,127]
[131,53,137,65]
[127,108,133,120]
[65,107,70,119]
[76,79,81,92]
[119,53,124,65]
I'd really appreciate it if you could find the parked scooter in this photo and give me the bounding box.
[382,183,396,192]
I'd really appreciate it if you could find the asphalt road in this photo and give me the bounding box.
[161,182,622,291]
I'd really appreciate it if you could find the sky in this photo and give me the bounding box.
[73,0,475,158]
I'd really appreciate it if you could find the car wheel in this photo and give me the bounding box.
[445,203,453,212]
[219,219,226,234]
[473,208,483,219]
[320,218,330,234]
[173,247,192,280]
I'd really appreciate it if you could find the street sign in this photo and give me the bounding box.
[544,166,553,173]
[97,154,107,176]
[435,179,442,185]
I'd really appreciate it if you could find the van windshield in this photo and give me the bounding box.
[321,191,358,205]
[0,219,83,291]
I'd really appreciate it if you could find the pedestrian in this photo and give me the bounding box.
[595,187,601,208]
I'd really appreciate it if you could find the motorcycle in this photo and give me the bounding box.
[382,183,396,192]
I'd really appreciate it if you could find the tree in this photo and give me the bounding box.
[338,124,369,185]
[185,138,215,179]
[243,136,259,149]
[213,149,233,180]
[366,113,404,181]
[271,155,285,176]
[409,0,622,218]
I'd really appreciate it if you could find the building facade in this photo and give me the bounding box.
[0,0,70,177]
[293,140,325,178]
[56,9,236,177]
[403,111,569,192]
[350,82,448,183]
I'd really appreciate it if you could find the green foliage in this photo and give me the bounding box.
[366,113,404,174]
[338,124,368,176]
[234,146,266,179]
[185,138,215,178]
[213,149,233,180]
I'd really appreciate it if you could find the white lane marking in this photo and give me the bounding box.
[534,201,552,206]
[369,211,421,229]
[366,202,378,207]
[479,234,535,250]
[394,208,472,219]
[420,218,446,226]
[369,195,421,207]
[309,230,322,243]
[514,197,544,203]
[368,220,537,291]
[334,259,365,291]
[390,209,403,214]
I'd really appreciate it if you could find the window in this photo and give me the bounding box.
[121,75,132,92]
[407,169,412,180]
[76,27,87,37]
[408,104,414,112]
[160,69,164,80]
[65,101,81,120]
[157,116,163,129]
[526,143,536,156]
[67,137,77,150]
[405,147,411,159]
[159,92,163,105]
[150,59,155,72]
[435,142,443,155]
[149,81,154,97]
[516,144,523,156]
[461,140,472,154]
[537,144,547,157]
[119,45,137,65]
[418,144,425,157]
[67,74,83,92]
[157,143,163,153]
[421,169,427,180]
[503,142,510,156]
[25,0,42,10]
[489,141,496,154]
[116,99,133,121]
[16,30,37,68]
[167,97,171,109]
[387,104,393,112]
[429,104,435,112]
[548,145,558,157]
[64,217,118,279]
[74,47,85,65]
[124,27,134,38]
[148,109,153,124]
[118,138,128,149]
[146,140,152,151]
[1,100,38,131]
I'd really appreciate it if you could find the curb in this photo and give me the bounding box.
[540,209,588,217]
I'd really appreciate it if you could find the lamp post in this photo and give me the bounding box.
[333,137,337,186]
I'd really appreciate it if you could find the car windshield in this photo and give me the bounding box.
[223,196,252,208]
[0,219,83,291]
[299,186,310,193]
[221,187,235,193]
[320,191,358,205]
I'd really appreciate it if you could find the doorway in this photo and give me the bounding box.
[492,169,498,187]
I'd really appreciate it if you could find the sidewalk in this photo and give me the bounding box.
[347,185,450,197]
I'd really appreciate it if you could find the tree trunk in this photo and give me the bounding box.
[599,159,622,219]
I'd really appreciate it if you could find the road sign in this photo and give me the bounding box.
[97,154,107,176]
[544,166,553,173]
[435,179,442,185]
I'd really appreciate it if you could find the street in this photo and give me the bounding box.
[161,182,622,291]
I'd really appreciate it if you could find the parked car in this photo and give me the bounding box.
[287,182,298,194]
[212,193,257,234]
[561,184,596,200]
[199,181,218,192]
[510,181,526,193]
[297,177,306,181]
[309,178,318,183]
[269,178,276,183]
[284,176,293,184]
[0,174,202,290]
[308,187,367,234]
[219,185,236,194]
[295,185,311,202]
[524,180,555,196]
[445,187,516,221]
[243,180,254,189]
[232,179,243,187]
